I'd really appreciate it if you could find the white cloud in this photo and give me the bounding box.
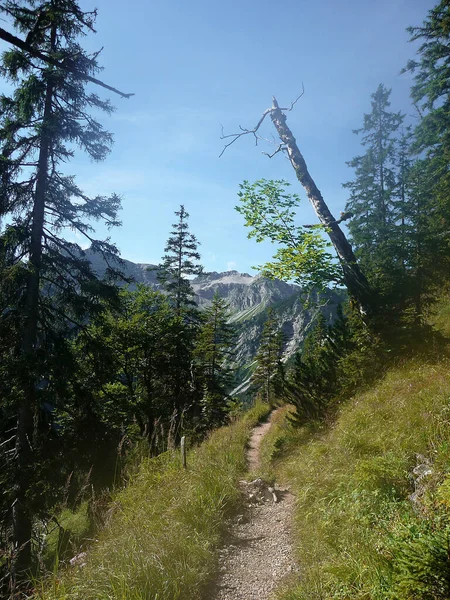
[226,261,236,271]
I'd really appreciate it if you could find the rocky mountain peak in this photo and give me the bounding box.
[85,248,344,396]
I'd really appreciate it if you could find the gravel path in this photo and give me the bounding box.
[209,410,298,600]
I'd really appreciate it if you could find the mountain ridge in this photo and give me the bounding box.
[86,249,344,395]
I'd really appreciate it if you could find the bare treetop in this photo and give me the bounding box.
[219,87,304,158]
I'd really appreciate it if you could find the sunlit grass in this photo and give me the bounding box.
[37,401,271,600]
[261,358,450,600]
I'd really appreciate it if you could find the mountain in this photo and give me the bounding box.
[86,250,344,395]
[192,270,298,315]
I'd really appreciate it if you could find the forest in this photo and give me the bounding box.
[0,0,450,598]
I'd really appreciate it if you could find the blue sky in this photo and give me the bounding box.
[2,0,436,273]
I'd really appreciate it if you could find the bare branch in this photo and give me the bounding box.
[277,83,305,111]
[219,107,273,157]
[412,101,423,120]
[219,87,305,158]
[303,212,353,229]
[262,143,287,158]
[0,435,15,448]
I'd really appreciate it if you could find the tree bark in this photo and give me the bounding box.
[11,24,56,587]
[269,97,373,315]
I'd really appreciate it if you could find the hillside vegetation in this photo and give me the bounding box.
[37,403,270,600]
[257,303,450,600]
[29,296,450,600]
[2,1,450,593]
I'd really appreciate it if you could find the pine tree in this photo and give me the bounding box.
[344,84,405,302]
[156,206,204,426]
[195,291,236,427]
[0,1,122,581]
[344,84,409,310]
[251,308,284,406]
[158,205,203,316]
[403,1,450,293]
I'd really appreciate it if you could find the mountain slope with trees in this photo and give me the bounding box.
[1,0,450,598]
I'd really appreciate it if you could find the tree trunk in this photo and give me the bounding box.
[269,97,373,315]
[11,25,55,586]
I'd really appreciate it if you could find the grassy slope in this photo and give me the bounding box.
[38,402,270,600]
[39,301,450,600]
[258,305,450,599]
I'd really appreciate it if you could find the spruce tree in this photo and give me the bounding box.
[0,0,122,582]
[157,206,203,425]
[195,291,236,427]
[158,205,203,316]
[251,308,284,406]
[344,85,404,295]
[403,0,450,293]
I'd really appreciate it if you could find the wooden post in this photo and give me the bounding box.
[181,436,186,469]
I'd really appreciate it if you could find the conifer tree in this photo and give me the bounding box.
[286,312,338,425]
[157,206,203,424]
[158,205,203,316]
[251,308,284,406]
[74,286,181,451]
[195,291,236,426]
[403,0,450,293]
[0,0,122,581]
[344,84,404,301]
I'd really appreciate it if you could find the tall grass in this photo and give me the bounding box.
[259,358,450,600]
[37,401,270,600]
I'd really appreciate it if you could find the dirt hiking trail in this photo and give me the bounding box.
[210,408,298,600]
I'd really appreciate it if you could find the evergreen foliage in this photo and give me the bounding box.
[157,204,203,315]
[0,0,123,583]
[73,286,183,450]
[156,205,205,427]
[344,84,405,305]
[285,312,339,425]
[405,0,450,212]
[195,291,236,427]
[0,0,450,596]
[251,308,284,406]
[402,0,450,308]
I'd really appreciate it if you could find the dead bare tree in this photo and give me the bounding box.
[220,94,373,316]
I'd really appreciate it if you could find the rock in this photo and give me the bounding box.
[413,463,433,480]
[409,454,434,512]
[248,478,264,488]
[69,551,87,568]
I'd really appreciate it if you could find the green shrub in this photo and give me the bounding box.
[390,521,450,599]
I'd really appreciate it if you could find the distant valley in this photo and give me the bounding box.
[87,250,345,394]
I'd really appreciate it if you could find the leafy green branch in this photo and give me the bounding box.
[235,179,343,290]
